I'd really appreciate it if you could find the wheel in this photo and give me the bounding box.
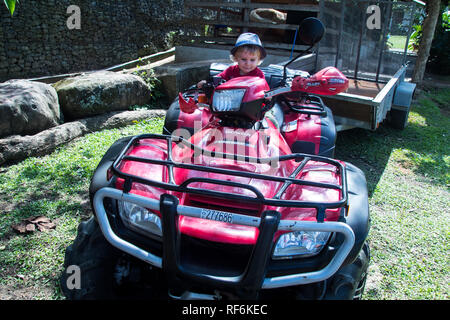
[323,242,370,300]
[389,108,410,130]
[60,217,165,299]
[60,217,123,299]
[162,97,180,135]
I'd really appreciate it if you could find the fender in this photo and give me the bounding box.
[392,81,416,111]
[340,162,370,265]
[89,136,133,206]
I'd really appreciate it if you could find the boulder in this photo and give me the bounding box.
[154,60,229,102]
[53,71,152,120]
[0,109,166,166]
[0,80,61,138]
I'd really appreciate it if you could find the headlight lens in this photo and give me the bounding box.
[118,200,162,237]
[273,231,331,259]
[212,89,246,112]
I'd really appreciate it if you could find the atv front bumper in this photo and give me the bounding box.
[93,187,355,294]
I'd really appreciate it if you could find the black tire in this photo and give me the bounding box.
[323,242,370,300]
[389,108,410,130]
[60,217,123,299]
[162,97,180,135]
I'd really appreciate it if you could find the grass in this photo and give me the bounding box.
[387,35,408,50]
[0,117,164,299]
[0,88,448,300]
[335,87,450,299]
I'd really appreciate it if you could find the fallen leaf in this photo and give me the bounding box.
[11,222,27,234]
[12,216,56,234]
[25,224,36,232]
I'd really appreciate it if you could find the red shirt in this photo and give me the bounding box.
[217,65,265,81]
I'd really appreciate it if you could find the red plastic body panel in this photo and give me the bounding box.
[215,76,270,103]
[173,104,214,135]
[282,110,322,155]
[179,93,198,114]
[292,67,349,95]
[115,124,343,245]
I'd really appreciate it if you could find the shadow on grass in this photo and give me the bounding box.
[335,88,449,196]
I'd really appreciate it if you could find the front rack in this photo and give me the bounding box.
[111,133,348,222]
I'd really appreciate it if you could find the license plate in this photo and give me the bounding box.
[200,208,234,224]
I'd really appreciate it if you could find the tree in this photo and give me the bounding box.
[3,0,18,16]
[412,0,442,83]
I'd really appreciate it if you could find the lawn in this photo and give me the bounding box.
[0,88,448,300]
[387,35,417,51]
[335,87,449,299]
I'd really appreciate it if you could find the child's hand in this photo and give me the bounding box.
[197,80,207,88]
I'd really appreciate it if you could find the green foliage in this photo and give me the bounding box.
[409,5,450,75]
[408,23,422,51]
[427,8,450,75]
[3,0,17,16]
[132,68,167,109]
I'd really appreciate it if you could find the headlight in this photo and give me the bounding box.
[212,89,246,112]
[273,231,331,259]
[118,200,162,237]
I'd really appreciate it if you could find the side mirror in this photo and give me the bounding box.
[298,17,325,46]
[282,18,325,84]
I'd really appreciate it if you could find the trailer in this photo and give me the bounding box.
[168,0,423,131]
[313,0,421,131]
[320,63,416,131]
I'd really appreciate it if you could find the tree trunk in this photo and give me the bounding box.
[412,0,442,83]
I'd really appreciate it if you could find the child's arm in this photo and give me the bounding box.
[197,65,235,88]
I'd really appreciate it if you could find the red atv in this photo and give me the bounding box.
[61,18,370,300]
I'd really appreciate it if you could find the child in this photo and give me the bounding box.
[198,32,266,88]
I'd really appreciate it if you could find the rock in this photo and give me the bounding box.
[0,80,61,138]
[0,109,166,166]
[53,71,153,120]
[154,60,224,102]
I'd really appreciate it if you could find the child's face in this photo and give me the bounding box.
[235,49,260,75]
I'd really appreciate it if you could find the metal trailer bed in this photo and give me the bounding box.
[319,63,416,131]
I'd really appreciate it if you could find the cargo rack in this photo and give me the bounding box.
[111,133,348,222]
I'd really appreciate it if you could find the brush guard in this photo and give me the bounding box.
[93,134,355,295]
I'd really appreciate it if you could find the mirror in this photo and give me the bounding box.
[298,17,325,46]
[281,18,325,84]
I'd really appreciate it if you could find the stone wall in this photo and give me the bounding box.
[0,0,187,81]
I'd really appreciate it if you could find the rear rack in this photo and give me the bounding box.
[287,94,328,117]
[111,133,348,222]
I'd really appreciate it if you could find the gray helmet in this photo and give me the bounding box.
[230,33,267,59]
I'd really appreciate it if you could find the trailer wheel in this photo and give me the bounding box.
[389,108,410,130]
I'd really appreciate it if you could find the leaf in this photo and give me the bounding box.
[3,0,16,16]
[12,215,56,234]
